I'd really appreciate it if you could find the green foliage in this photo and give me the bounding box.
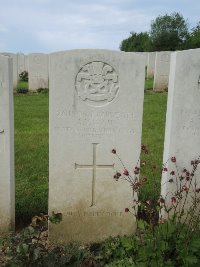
[37,88,49,94]
[49,211,62,224]
[17,87,29,94]
[150,12,189,51]
[19,71,28,82]
[0,214,48,266]
[120,12,195,52]
[0,213,90,266]
[188,22,200,48]
[96,236,138,266]
[17,81,29,94]
[120,31,150,52]
[96,222,200,266]
[97,151,200,266]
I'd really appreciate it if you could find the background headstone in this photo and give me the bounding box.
[161,48,200,215]
[153,51,172,91]
[24,55,28,72]
[135,52,148,67]
[17,53,26,76]
[0,55,15,233]
[28,53,49,91]
[147,52,156,79]
[49,49,145,243]
[0,52,18,90]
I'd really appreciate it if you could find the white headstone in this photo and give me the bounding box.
[28,53,49,91]
[17,53,26,76]
[0,53,18,90]
[135,52,148,67]
[0,55,15,233]
[153,51,172,91]
[49,49,145,243]
[24,55,28,72]
[161,48,200,216]
[147,52,156,79]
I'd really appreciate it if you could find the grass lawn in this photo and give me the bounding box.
[145,77,154,90]
[140,91,167,201]
[17,81,29,90]
[14,82,167,226]
[15,94,49,225]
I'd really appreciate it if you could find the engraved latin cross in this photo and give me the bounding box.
[75,143,114,207]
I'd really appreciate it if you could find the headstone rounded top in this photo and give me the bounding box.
[75,61,119,107]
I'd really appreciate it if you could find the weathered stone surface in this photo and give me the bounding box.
[147,52,156,79]
[17,53,26,76]
[28,53,49,91]
[0,55,15,233]
[49,49,145,244]
[161,48,200,215]
[153,51,172,91]
[24,55,28,72]
[135,52,148,67]
[0,53,18,90]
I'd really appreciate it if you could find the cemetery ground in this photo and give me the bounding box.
[15,79,165,225]
[2,85,172,266]
[3,82,200,266]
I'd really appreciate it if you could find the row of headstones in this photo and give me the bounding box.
[0,51,171,92]
[0,52,49,91]
[1,48,199,244]
[132,51,172,91]
[138,51,172,91]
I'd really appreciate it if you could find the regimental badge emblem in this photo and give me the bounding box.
[75,61,119,107]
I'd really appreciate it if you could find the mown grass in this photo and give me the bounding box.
[17,81,28,90]
[140,91,167,200]
[145,77,154,90]
[14,84,167,225]
[14,94,49,225]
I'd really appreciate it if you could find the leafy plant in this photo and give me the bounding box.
[120,31,150,52]
[37,88,49,94]
[0,212,92,266]
[19,71,28,82]
[100,146,200,266]
[188,21,200,49]
[150,12,189,51]
[17,87,28,94]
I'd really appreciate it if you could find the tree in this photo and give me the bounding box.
[120,32,150,52]
[188,22,200,48]
[150,12,189,51]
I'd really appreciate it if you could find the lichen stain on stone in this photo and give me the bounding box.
[0,214,13,236]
